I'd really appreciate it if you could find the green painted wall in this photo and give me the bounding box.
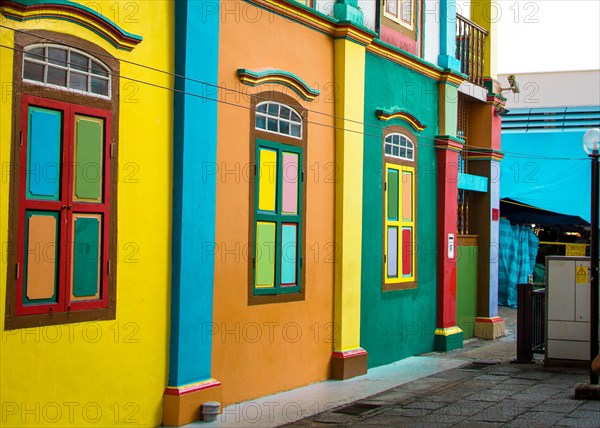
[361,53,439,368]
[456,244,478,339]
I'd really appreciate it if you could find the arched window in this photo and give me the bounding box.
[383,129,417,291]
[250,94,307,304]
[255,101,302,139]
[23,44,111,98]
[6,31,119,330]
[384,133,414,161]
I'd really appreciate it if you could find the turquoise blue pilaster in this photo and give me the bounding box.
[169,0,220,387]
[438,0,461,72]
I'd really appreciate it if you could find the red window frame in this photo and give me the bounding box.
[15,95,111,316]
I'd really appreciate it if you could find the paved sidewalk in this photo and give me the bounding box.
[425,305,520,363]
[285,362,597,427]
[187,356,467,427]
[286,307,600,428]
[187,307,600,427]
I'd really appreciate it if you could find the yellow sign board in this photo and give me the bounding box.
[576,263,589,284]
[567,244,587,257]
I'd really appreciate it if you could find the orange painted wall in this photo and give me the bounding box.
[468,103,500,150]
[214,5,336,405]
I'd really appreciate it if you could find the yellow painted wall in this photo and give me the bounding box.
[0,2,173,426]
[214,4,336,405]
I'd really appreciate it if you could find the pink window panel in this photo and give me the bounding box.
[402,227,412,277]
[282,152,299,215]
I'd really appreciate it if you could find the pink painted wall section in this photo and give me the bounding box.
[380,25,416,55]
[491,110,502,151]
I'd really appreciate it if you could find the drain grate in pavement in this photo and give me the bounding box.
[333,403,381,416]
[460,361,499,370]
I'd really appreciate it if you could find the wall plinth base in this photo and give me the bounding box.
[163,379,223,426]
[331,348,368,380]
[475,316,505,339]
[434,326,464,352]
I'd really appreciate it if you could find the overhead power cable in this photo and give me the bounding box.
[0,26,591,162]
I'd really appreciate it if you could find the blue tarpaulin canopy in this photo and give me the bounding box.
[500,198,589,226]
[500,130,593,223]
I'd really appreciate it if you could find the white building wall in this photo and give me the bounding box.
[499,70,600,108]
[456,0,471,19]
[316,0,335,17]
[316,0,376,31]
[359,0,377,31]
[423,0,440,65]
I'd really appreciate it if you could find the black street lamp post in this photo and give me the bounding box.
[583,128,600,385]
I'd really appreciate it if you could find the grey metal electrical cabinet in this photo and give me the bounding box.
[546,256,599,363]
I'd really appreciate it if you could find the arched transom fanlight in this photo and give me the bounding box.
[384,133,414,161]
[23,44,111,98]
[255,102,302,139]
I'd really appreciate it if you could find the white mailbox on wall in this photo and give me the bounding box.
[546,256,599,363]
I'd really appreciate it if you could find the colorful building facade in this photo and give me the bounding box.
[1,0,505,426]
[0,0,173,426]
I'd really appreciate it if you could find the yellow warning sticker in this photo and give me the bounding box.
[576,263,589,284]
[566,244,587,257]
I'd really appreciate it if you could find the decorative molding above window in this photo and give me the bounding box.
[255,102,303,139]
[238,69,320,102]
[23,44,111,98]
[376,108,427,132]
[1,0,143,51]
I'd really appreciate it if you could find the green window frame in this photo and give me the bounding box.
[249,94,307,304]
[253,139,303,295]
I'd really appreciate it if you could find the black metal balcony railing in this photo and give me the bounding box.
[456,14,488,86]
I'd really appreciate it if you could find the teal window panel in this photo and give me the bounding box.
[72,216,101,297]
[280,224,297,286]
[27,107,62,200]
